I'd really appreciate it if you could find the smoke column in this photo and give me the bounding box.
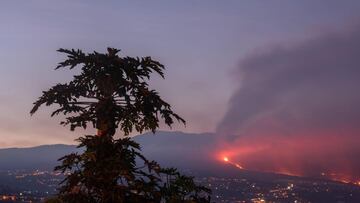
[216,24,360,182]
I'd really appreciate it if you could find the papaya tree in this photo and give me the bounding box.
[31,48,211,203]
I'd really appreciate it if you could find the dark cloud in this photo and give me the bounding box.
[216,25,360,180]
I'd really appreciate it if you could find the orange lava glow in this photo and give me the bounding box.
[215,132,360,184]
[221,156,244,170]
[235,164,243,169]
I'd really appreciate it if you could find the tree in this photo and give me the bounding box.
[31,48,211,203]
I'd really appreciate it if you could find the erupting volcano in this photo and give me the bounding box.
[216,134,360,185]
[214,25,360,186]
[221,156,244,170]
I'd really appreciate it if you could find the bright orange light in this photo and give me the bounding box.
[223,157,229,162]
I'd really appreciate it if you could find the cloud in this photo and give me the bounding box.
[216,24,360,181]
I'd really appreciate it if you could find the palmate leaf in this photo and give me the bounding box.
[31,47,184,136]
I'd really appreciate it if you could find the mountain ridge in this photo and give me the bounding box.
[0,131,344,185]
[0,131,214,170]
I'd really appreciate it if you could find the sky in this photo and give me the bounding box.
[1,0,360,159]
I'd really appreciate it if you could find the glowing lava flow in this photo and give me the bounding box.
[222,156,244,169]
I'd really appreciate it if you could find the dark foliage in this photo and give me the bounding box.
[31,48,211,203]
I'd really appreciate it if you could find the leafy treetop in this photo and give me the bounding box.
[31,48,185,136]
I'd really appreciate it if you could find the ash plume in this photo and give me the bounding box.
[216,24,360,180]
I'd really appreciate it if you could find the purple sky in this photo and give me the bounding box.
[1,1,360,147]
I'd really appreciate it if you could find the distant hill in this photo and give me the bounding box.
[0,131,318,182]
[136,131,302,181]
[0,131,217,171]
[136,131,219,174]
[0,144,80,170]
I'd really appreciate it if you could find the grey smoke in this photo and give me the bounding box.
[217,25,360,137]
[214,25,360,179]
